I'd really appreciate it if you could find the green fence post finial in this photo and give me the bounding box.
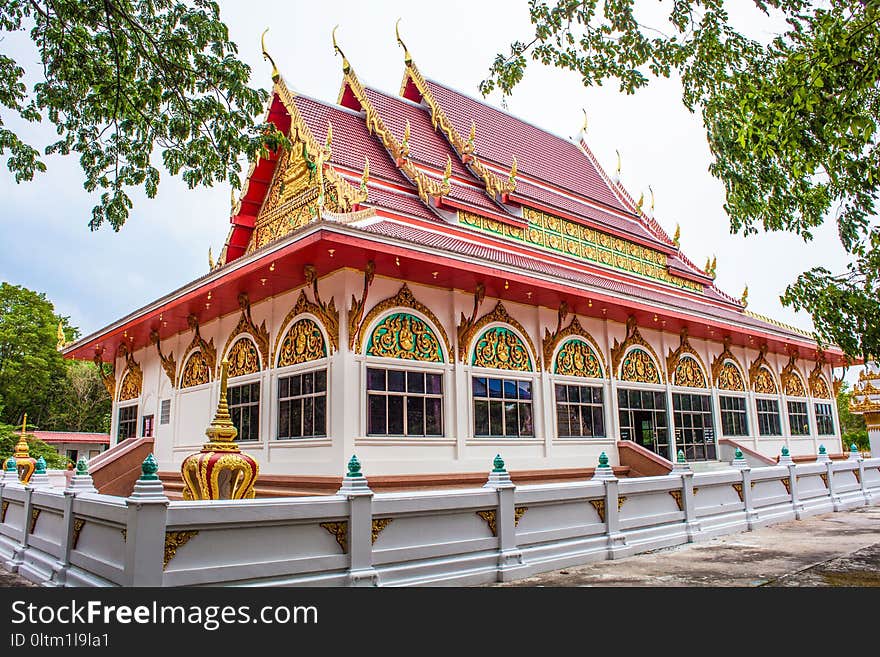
[734,448,743,459]
[677,450,686,464]
[141,453,159,481]
[492,454,506,473]
[76,456,89,475]
[347,454,362,477]
[5,456,15,472]
[850,443,858,453]
[781,446,789,457]
[598,452,609,468]
[35,456,46,474]
[818,444,826,455]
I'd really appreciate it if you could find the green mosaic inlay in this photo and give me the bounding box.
[458,208,703,292]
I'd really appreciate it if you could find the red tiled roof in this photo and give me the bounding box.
[362,185,441,222]
[357,220,810,339]
[31,431,111,445]
[425,79,630,213]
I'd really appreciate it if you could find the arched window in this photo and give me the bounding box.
[619,347,661,384]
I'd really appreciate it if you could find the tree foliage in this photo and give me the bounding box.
[0,282,110,432]
[836,381,869,451]
[0,0,286,230]
[482,0,880,360]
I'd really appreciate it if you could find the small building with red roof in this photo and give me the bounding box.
[30,431,110,465]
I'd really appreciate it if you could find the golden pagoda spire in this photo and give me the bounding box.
[261,28,280,82]
[14,413,30,459]
[56,322,66,350]
[204,359,237,446]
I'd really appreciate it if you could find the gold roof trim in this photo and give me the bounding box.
[395,26,514,199]
[743,309,814,339]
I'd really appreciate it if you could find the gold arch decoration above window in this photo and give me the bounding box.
[611,316,663,383]
[808,355,831,399]
[780,352,807,397]
[227,336,261,378]
[459,301,538,368]
[666,327,708,388]
[117,343,142,402]
[354,284,451,363]
[367,312,443,362]
[180,350,211,388]
[619,347,661,384]
[749,344,778,394]
[179,314,216,388]
[711,336,746,392]
[554,339,603,378]
[220,292,270,375]
[472,326,532,371]
[273,285,336,365]
[276,318,327,368]
[542,305,607,377]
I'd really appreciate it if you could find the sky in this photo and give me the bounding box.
[0,1,863,379]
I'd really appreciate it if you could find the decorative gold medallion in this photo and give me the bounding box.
[277,317,326,367]
[367,313,443,362]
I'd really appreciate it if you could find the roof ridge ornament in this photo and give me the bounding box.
[261,28,280,82]
[395,18,412,64]
[332,25,350,74]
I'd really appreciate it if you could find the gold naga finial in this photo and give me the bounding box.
[468,120,476,147]
[636,191,644,211]
[56,321,66,350]
[615,149,621,177]
[581,108,588,133]
[710,255,717,276]
[360,156,370,195]
[648,185,655,212]
[741,284,749,307]
[332,25,351,74]
[704,256,712,272]
[508,156,518,186]
[673,223,681,247]
[325,120,333,150]
[400,119,411,159]
[395,18,412,64]
[261,28,280,82]
[443,155,452,186]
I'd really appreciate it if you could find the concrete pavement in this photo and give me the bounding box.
[495,505,880,587]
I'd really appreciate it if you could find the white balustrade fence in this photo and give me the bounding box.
[0,456,877,587]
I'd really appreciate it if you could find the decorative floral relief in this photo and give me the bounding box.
[717,361,745,392]
[227,338,260,378]
[620,348,660,384]
[555,339,602,378]
[277,318,326,367]
[367,313,442,363]
[473,327,531,371]
[753,367,777,394]
[181,350,211,389]
[673,356,707,388]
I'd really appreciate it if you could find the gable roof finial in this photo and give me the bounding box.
[261,29,279,82]
[395,18,412,64]
[332,25,350,74]
[581,108,588,134]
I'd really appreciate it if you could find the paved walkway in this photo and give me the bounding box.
[496,505,880,587]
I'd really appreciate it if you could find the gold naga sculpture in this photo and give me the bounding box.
[180,359,259,500]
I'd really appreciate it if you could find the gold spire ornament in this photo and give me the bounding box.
[673,223,681,247]
[56,322,66,351]
[14,414,37,484]
[710,256,717,277]
[740,284,749,308]
[261,28,280,82]
[180,360,259,500]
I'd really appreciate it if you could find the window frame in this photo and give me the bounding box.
[671,390,717,461]
[365,366,445,438]
[470,372,537,440]
[551,378,607,440]
[786,399,810,437]
[718,393,749,437]
[276,366,328,441]
[755,396,783,436]
[227,379,262,442]
[615,380,671,460]
[814,402,835,436]
[116,402,138,441]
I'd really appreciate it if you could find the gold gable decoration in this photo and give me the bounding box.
[458,301,538,369]
[220,293,271,375]
[335,29,451,205]
[277,318,326,367]
[150,330,177,388]
[179,314,216,389]
[355,284,451,363]
[396,24,514,199]
[117,343,143,402]
[367,313,443,363]
[749,344,778,394]
[245,77,367,255]
[808,354,831,399]
[348,261,376,350]
[611,316,663,383]
[226,337,260,378]
[711,336,746,392]
[780,352,807,397]
[666,328,708,388]
[473,326,532,371]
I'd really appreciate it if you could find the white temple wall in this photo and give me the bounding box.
[105,270,844,477]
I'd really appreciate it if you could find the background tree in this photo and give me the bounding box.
[0,282,110,432]
[0,0,286,231]
[481,0,880,361]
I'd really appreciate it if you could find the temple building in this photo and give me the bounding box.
[62,32,849,492]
